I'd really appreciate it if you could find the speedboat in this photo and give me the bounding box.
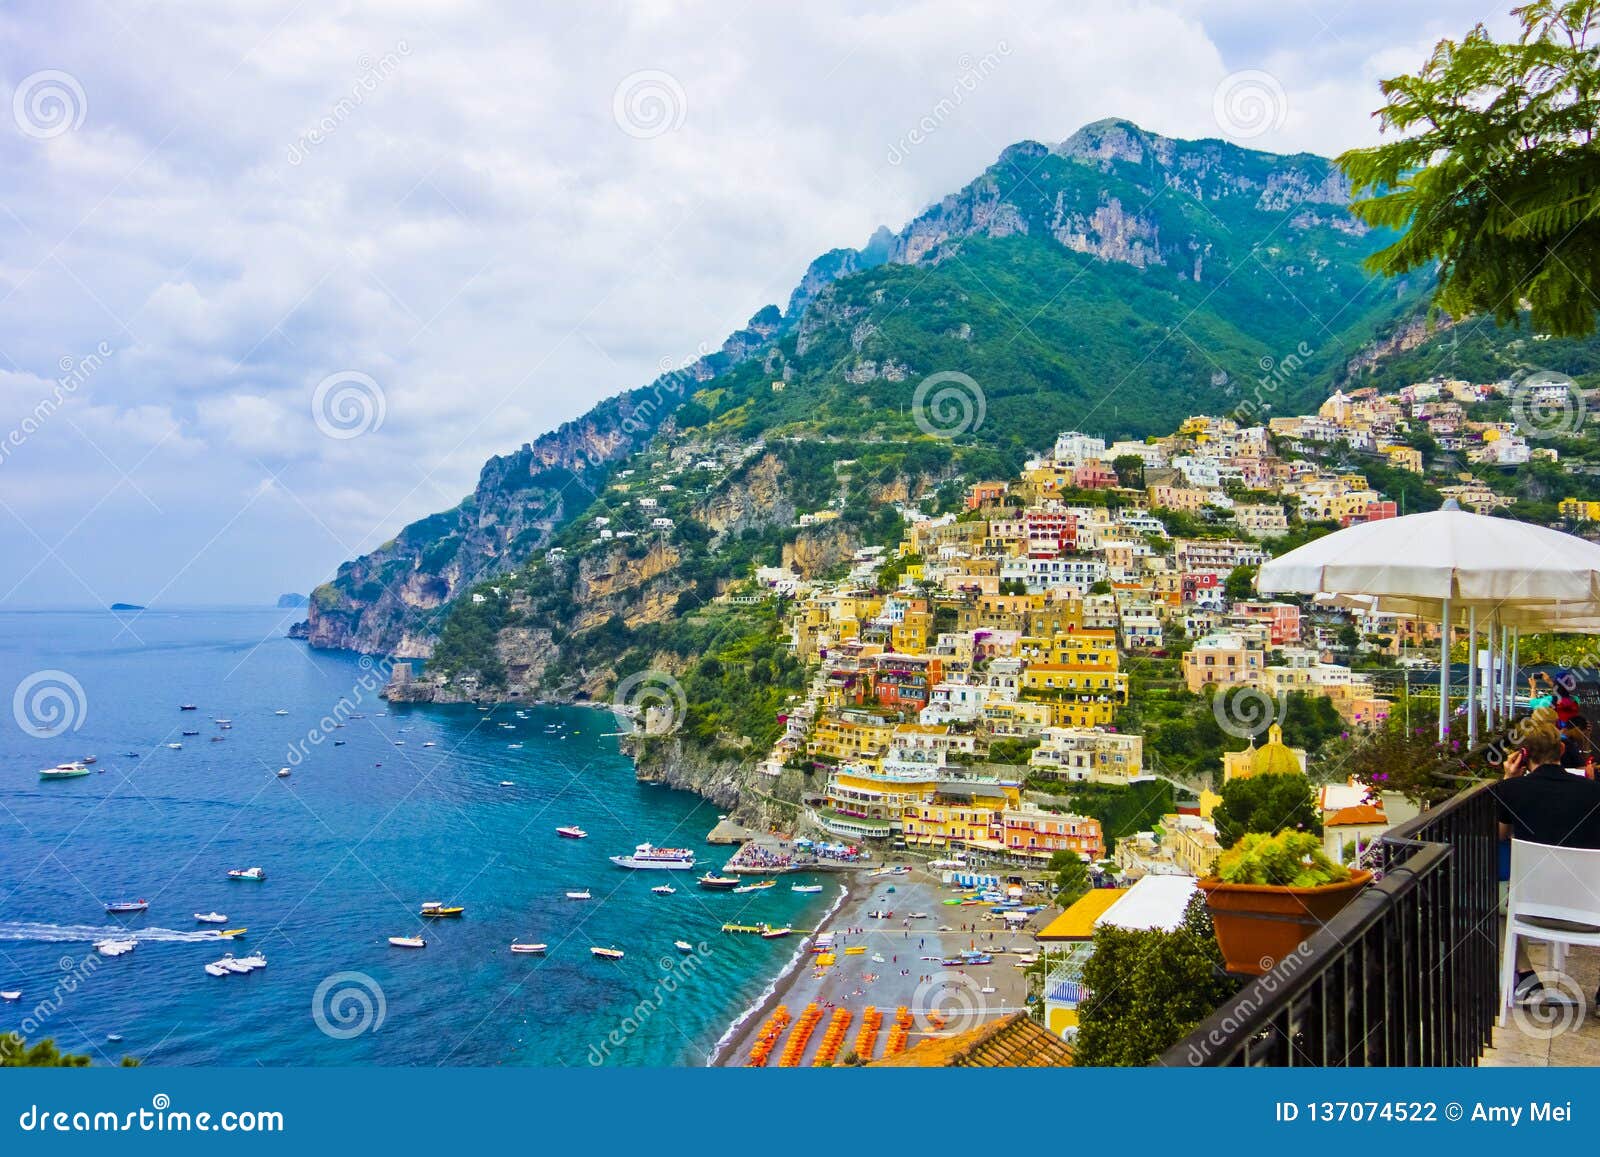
[556,825,587,839]
[499,781,514,787]
[204,962,229,977]
[510,942,547,954]
[80,755,96,764]
[277,767,290,777]
[218,928,247,939]
[732,879,776,894]
[651,884,677,895]
[507,743,523,749]
[233,952,267,971]
[1,991,20,1001]
[227,867,266,881]
[423,741,436,747]
[589,946,624,960]
[761,926,793,939]
[94,939,136,957]
[791,884,824,894]
[565,889,592,900]
[106,1033,123,1043]
[388,936,426,949]
[419,903,463,918]
[104,900,148,914]
[273,709,289,716]
[180,704,197,711]
[697,873,738,890]
[194,912,228,923]
[674,940,694,954]
[609,842,696,870]
[39,762,92,779]
[166,742,182,750]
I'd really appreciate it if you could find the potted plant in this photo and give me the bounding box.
[1197,830,1372,976]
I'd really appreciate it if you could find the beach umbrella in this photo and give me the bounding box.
[1258,501,1600,740]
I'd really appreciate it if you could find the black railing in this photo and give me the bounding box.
[1163,780,1500,1066]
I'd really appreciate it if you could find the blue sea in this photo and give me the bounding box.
[0,608,828,1066]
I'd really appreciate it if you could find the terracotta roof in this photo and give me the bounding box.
[1326,804,1387,827]
[869,1012,1073,1068]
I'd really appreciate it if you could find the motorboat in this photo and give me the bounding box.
[760,926,793,939]
[589,946,624,960]
[181,729,200,736]
[388,936,426,949]
[104,900,148,914]
[732,879,776,894]
[277,767,290,777]
[556,825,588,839]
[790,884,824,894]
[94,939,136,957]
[565,889,592,900]
[423,741,436,747]
[509,942,547,954]
[204,962,229,977]
[499,781,514,787]
[218,928,247,939]
[233,952,267,971]
[194,912,228,923]
[673,940,694,954]
[273,709,289,716]
[609,842,696,870]
[40,762,92,779]
[419,903,464,918]
[179,704,197,711]
[1,991,20,1001]
[227,867,266,881]
[697,873,738,890]
[166,742,182,750]
[651,884,677,895]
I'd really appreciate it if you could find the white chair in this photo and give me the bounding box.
[1498,839,1600,1026]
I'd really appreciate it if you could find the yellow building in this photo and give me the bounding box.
[807,715,895,764]
[902,781,1024,847]
[1221,724,1308,782]
[1560,498,1600,523]
[1020,665,1128,728]
[1383,444,1423,473]
[891,609,933,653]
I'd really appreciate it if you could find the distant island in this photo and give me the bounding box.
[109,602,145,612]
[276,593,309,609]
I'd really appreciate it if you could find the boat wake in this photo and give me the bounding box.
[0,922,230,945]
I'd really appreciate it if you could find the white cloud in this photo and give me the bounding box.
[0,0,1502,604]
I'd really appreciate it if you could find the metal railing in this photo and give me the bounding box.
[1163,780,1500,1066]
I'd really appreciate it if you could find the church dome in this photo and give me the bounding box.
[1251,724,1303,777]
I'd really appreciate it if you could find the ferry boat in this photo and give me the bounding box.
[555,825,587,839]
[227,867,266,881]
[104,900,148,914]
[509,942,547,955]
[388,936,426,949]
[609,842,696,871]
[589,946,625,960]
[732,879,776,894]
[39,762,92,779]
[419,902,463,918]
[697,873,739,890]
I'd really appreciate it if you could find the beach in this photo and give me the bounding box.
[713,864,1055,1066]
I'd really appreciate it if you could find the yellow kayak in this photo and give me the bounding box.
[844,946,866,955]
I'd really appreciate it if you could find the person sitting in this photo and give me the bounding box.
[1561,714,1595,774]
[1493,721,1600,1001]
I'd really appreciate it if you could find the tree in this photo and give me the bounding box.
[1048,850,1090,906]
[1111,454,1146,489]
[1072,894,1240,1066]
[1338,2,1600,337]
[0,1037,138,1067]
[1212,772,1322,848]
[1223,565,1257,602]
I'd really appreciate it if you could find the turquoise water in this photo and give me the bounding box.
[0,609,825,1066]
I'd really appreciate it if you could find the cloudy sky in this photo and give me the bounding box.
[0,0,1512,606]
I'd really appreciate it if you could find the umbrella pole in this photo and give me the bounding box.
[1439,598,1451,742]
[1499,621,1510,723]
[1485,614,1497,732]
[1467,606,1478,746]
[1510,628,1520,719]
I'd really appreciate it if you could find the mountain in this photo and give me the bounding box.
[300,118,1429,658]
[276,593,309,609]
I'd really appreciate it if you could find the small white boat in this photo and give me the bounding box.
[673,940,693,954]
[790,884,823,894]
[227,867,266,881]
[510,942,547,955]
[194,912,227,924]
[590,946,624,960]
[273,709,289,716]
[388,936,426,949]
[651,884,677,895]
[423,742,436,748]
[276,767,290,777]
[38,762,92,779]
[507,743,523,750]
[0,991,19,1001]
[166,742,182,750]
[233,952,267,971]
[220,956,254,973]
[499,781,514,787]
[760,926,793,939]
[393,740,405,746]
[203,962,229,977]
[94,939,136,957]
[556,825,587,839]
[566,889,592,900]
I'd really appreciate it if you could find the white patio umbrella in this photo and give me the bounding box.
[1259,501,1600,740]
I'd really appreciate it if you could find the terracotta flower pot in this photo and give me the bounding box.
[1198,870,1373,976]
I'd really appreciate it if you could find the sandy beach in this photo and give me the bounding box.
[712,865,1055,1066]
